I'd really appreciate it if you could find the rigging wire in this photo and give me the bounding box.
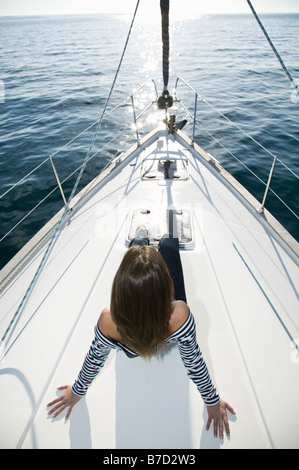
[246,0,299,96]
[0,0,141,350]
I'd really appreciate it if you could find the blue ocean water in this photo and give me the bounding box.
[0,13,298,268]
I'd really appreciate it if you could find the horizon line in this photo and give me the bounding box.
[1,11,299,18]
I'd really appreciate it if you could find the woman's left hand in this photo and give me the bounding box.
[206,398,236,439]
[47,385,81,420]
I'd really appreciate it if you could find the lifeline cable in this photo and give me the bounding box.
[0,0,141,351]
[247,0,299,95]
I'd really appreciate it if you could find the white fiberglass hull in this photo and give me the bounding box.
[0,129,298,449]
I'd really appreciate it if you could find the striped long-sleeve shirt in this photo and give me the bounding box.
[72,311,220,406]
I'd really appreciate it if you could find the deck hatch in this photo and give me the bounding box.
[141,158,188,180]
[127,208,193,247]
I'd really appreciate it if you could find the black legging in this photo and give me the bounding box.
[129,233,187,303]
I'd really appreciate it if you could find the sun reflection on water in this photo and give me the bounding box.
[114,0,203,134]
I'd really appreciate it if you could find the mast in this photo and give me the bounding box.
[157,0,173,109]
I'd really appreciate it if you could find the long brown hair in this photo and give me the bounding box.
[110,245,174,358]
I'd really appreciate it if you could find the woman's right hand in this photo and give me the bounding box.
[47,385,81,420]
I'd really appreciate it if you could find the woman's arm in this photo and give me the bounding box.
[176,312,235,437]
[177,331,220,406]
[47,313,113,419]
[71,322,112,397]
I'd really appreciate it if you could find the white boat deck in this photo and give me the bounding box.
[0,129,298,449]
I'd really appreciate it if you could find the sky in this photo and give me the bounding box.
[1,0,299,17]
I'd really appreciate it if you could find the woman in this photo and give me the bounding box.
[47,228,235,439]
